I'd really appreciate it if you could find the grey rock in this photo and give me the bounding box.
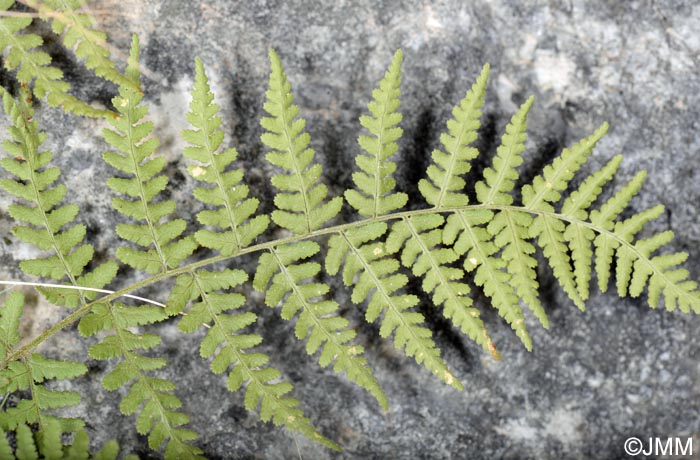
[1,0,699,459]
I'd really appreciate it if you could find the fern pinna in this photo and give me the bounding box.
[0,31,698,458]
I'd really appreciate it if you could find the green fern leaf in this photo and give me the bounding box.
[184,57,269,255]
[103,35,196,274]
[0,423,131,460]
[561,155,623,299]
[253,242,387,410]
[168,269,341,450]
[0,1,108,117]
[260,49,343,234]
[0,291,24,358]
[586,172,700,312]
[345,50,407,216]
[0,428,12,459]
[386,214,499,358]
[0,86,116,307]
[488,210,546,327]
[38,418,62,460]
[518,123,606,308]
[0,341,86,435]
[15,424,36,460]
[472,99,546,328]
[443,209,532,350]
[475,97,533,206]
[419,64,489,208]
[26,0,136,90]
[81,300,202,459]
[326,223,462,389]
[590,171,646,292]
[522,123,608,212]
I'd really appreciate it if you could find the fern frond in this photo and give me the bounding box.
[184,57,269,255]
[419,64,489,208]
[326,223,463,389]
[260,49,343,235]
[23,0,136,90]
[0,0,108,117]
[79,300,202,459]
[168,269,341,450]
[253,242,387,410]
[345,50,407,217]
[386,214,499,359]
[0,86,117,308]
[513,119,700,314]
[0,292,87,436]
[583,172,700,312]
[103,35,196,274]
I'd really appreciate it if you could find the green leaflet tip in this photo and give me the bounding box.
[479,63,491,79]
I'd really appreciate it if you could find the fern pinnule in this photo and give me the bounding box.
[184,57,269,255]
[0,86,117,308]
[345,49,407,217]
[0,0,109,117]
[261,49,343,235]
[386,214,499,359]
[419,63,489,208]
[103,35,197,274]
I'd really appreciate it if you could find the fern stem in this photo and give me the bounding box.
[8,203,693,361]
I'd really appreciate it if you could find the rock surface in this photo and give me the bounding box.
[1,0,700,459]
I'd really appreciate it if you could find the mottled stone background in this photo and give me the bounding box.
[1,0,699,459]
